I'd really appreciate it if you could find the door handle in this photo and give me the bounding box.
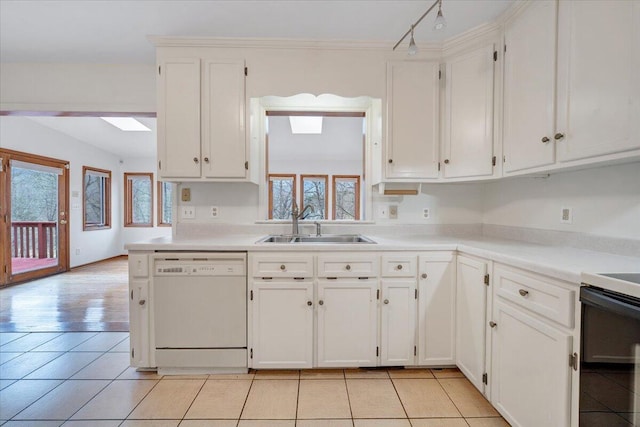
[60,219,68,225]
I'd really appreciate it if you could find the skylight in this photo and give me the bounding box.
[289,116,323,134]
[101,117,151,132]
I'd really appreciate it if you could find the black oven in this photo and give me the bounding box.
[580,277,640,427]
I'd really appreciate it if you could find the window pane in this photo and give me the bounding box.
[160,182,172,225]
[270,176,294,220]
[335,178,358,220]
[131,176,152,224]
[302,176,326,219]
[85,174,105,225]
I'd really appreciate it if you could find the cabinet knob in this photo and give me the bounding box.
[388,159,393,164]
[421,273,427,279]
[280,264,286,271]
[193,157,199,164]
[384,299,389,304]
[318,300,324,306]
[518,289,529,297]
[139,299,146,306]
[396,264,403,270]
[489,321,497,328]
[204,157,210,163]
[345,264,351,271]
[444,159,450,164]
[307,301,313,306]
[554,133,565,141]
[541,136,550,143]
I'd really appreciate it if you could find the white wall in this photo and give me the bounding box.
[483,162,640,240]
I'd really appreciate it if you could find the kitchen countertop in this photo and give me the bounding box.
[126,233,640,289]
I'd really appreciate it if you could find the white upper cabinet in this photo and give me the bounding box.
[385,61,440,180]
[556,0,640,162]
[503,1,558,173]
[443,44,496,179]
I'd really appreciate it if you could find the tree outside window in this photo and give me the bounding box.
[157,181,172,226]
[333,175,360,220]
[83,166,111,230]
[124,173,153,227]
[269,174,296,220]
[301,175,328,220]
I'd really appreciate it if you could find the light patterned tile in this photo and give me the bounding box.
[297,379,351,419]
[387,369,434,379]
[70,332,129,352]
[24,352,102,379]
[13,379,109,420]
[439,378,499,418]
[208,372,255,380]
[62,421,122,427]
[254,369,299,380]
[393,378,460,418]
[353,420,410,427]
[185,379,252,419]
[2,421,63,427]
[464,418,511,427]
[0,378,17,390]
[121,421,179,427]
[33,332,98,352]
[71,352,130,379]
[346,379,405,419]
[0,333,62,352]
[0,379,63,419]
[0,332,28,346]
[179,421,239,427]
[431,368,465,379]
[344,368,389,379]
[237,421,296,427]
[295,421,353,427]
[300,369,344,379]
[109,337,130,352]
[410,419,468,427]
[128,379,204,419]
[71,379,157,420]
[240,379,298,419]
[0,352,23,365]
[0,352,63,379]
[117,367,163,380]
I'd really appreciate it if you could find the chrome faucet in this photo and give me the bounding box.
[291,199,314,235]
[314,221,322,237]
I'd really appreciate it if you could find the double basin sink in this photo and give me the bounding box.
[257,234,376,244]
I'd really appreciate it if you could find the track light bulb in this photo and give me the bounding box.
[408,27,418,55]
[434,1,446,31]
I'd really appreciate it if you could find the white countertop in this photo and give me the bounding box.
[126,233,640,290]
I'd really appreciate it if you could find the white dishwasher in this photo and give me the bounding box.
[152,252,247,375]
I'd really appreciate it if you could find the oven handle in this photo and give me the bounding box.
[580,287,640,321]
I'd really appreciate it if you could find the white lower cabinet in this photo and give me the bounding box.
[317,279,378,367]
[251,280,314,369]
[491,299,573,427]
[129,278,150,367]
[380,279,416,366]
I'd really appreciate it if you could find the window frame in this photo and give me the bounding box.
[268,174,297,220]
[300,174,329,220]
[332,175,361,220]
[82,166,112,231]
[124,172,154,228]
[157,181,172,227]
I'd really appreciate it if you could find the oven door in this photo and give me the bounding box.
[580,286,640,426]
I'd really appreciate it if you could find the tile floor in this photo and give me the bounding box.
[0,332,510,427]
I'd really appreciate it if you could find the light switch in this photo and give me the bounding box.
[181,188,191,202]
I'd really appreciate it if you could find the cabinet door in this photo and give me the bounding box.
[385,61,440,179]
[443,45,495,179]
[251,281,314,369]
[456,255,488,393]
[317,279,378,367]
[380,279,416,366]
[491,300,572,427]
[417,253,455,366]
[556,0,640,162]
[157,57,201,178]
[129,279,150,367]
[503,1,557,173]
[202,59,247,179]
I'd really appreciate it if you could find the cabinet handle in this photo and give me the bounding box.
[444,159,450,164]
[388,159,393,164]
[280,264,286,271]
[421,273,427,279]
[318,300,324,306]
[139,299,146,306]
[554,133,565,141]
[541,136,550,143]
[489,321,497,328]
[307,301,313,306]
[396,264,403,270]
[345,264,351,271]
[518,289,529,297]
[193,157,199,164]
[384,299,389,304]
[204,157,210,163]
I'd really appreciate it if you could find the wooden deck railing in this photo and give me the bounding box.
[11,221,57,259]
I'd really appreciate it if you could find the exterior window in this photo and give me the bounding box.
[83,166,111,230]
[333,175,360,220]
[269,174,296,220]
[124,173,153,227]
[301,175,328,220]
[157,181,172,227]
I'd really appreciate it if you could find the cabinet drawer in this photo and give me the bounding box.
[494,264,575,328]
[381,254,417,277]
[317,254,378,278]
[251,254,314,278]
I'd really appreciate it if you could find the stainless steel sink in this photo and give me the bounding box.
[257,234,376,244]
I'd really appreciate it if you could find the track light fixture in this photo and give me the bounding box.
[393,0,447,55]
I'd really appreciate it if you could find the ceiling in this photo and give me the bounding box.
[0,0,515,64]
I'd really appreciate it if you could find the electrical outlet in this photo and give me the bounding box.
[181,187,191,202]
[377,205,389,219]
[423,208,430,219]
[561,207,572,224]
[210,206,219,218]
[181,206,196,219]
[75,248,80,255]
[389,205,398,219]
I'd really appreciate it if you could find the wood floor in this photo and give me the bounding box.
[0,256,129,333]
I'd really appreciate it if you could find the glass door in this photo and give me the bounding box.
[0,149,69,286]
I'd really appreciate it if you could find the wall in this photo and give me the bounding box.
[483,162,640,240]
